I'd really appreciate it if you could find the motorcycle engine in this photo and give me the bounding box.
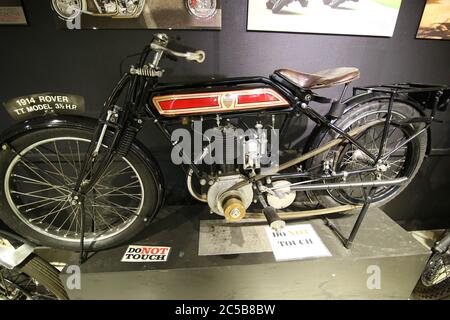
[200,121,274,221]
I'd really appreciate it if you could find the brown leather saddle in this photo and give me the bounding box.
[275,67,360,89]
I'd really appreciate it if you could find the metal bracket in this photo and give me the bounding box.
[0,243,34,270]
[325,187,376,249]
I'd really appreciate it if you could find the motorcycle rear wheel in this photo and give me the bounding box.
[306,98,427,208]
[0,126,162,251]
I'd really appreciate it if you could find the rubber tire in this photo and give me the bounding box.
[413,253,450,300]
[18,254,69,300]
[0,127,162,251]
[306,99,427,208]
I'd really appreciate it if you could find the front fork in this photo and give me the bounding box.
[71,74,145,259]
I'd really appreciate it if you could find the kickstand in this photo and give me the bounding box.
[79,196,89,264]
[325,187,375,249]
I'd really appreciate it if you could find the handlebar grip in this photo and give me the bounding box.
[186,50,206,64]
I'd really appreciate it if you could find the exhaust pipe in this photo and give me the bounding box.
[290,177,408,192]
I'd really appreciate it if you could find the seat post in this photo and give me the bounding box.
[338,83,350,103]
[326,82,350,119]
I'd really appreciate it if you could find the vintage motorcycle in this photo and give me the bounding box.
[0,34,448,251]
[51,0,146,20]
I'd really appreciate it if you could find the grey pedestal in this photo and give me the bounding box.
[57,205,430,300]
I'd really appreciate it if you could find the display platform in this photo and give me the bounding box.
[55,205,430,300]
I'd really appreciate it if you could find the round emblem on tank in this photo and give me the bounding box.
[220,93,237,109]
[186,0,217,19]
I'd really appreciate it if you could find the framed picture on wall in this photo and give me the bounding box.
[247,0,403,37]
[51,0,221,30]
[0,0,27,25]
[416,0,450,40]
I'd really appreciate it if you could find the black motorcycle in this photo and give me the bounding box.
[0,34,448,251]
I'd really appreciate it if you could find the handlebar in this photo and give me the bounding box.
[129,34,206,78]
[150,42,206,64]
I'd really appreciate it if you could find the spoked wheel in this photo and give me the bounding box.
[0,126,162,251]
[414,251,450,300]
[51,0,82,20]
[0,254,67,300]
[307,99,427,208]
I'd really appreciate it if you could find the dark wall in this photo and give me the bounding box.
[0,0,449,229]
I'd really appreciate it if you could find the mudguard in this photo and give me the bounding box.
[0,115,97,145]
[303,92,432,157]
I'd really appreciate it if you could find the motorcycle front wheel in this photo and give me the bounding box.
[0,126,163,251]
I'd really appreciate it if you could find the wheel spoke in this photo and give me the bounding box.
[7,136,143,243]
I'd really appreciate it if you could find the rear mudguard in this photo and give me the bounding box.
[0,115,165,216]
[303,92,432,157]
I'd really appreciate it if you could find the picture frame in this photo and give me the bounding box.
[416,0,450,40]
[0,0,27,25]
[247,0,403,37]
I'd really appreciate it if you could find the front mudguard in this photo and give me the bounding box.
[0,114,165,218]
[0,115,97,146]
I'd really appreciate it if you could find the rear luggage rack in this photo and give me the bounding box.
[354,83,450,111]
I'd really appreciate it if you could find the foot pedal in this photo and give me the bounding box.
[263,206,286,231]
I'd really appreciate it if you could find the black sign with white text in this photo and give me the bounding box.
[3,93,85,121]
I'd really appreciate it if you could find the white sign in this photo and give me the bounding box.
[265,224,331,262]
[121,245,171,263]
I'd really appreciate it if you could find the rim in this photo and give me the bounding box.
[5,137,144,244]
[324,109,416,204]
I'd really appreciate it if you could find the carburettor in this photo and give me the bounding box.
[243,123,268,170]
